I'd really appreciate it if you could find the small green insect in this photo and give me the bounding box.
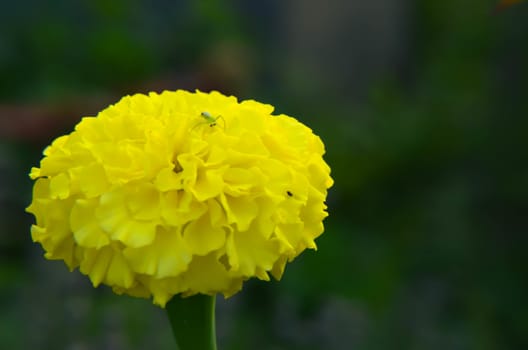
[191,111,225,132]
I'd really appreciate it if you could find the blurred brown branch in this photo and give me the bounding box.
[495,0,525,12]
[0,97,114,144]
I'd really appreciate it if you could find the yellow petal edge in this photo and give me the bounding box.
[26,90,333,307]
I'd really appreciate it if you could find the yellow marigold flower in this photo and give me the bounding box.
[26,90,333,307]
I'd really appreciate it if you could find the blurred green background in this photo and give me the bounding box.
[1,0,527,349]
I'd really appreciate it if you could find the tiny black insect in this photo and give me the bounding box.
[286,191,293,197]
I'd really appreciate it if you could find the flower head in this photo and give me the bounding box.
[26,90,333,307]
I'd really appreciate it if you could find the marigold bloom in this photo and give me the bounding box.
[26,90,333,307]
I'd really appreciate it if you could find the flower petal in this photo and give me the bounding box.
[183,214,226,256]
[70,199,110,249]
[123,227,192,278]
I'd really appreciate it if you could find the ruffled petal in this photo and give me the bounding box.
[70,199,110,249]
[123,227,192,278]
[179,253,243,298]
[79,246,135,289]
[183,213,226,256]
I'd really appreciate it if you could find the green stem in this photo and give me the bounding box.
[166,294,218,350]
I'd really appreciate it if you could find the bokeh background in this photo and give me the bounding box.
[1,1,527,349]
